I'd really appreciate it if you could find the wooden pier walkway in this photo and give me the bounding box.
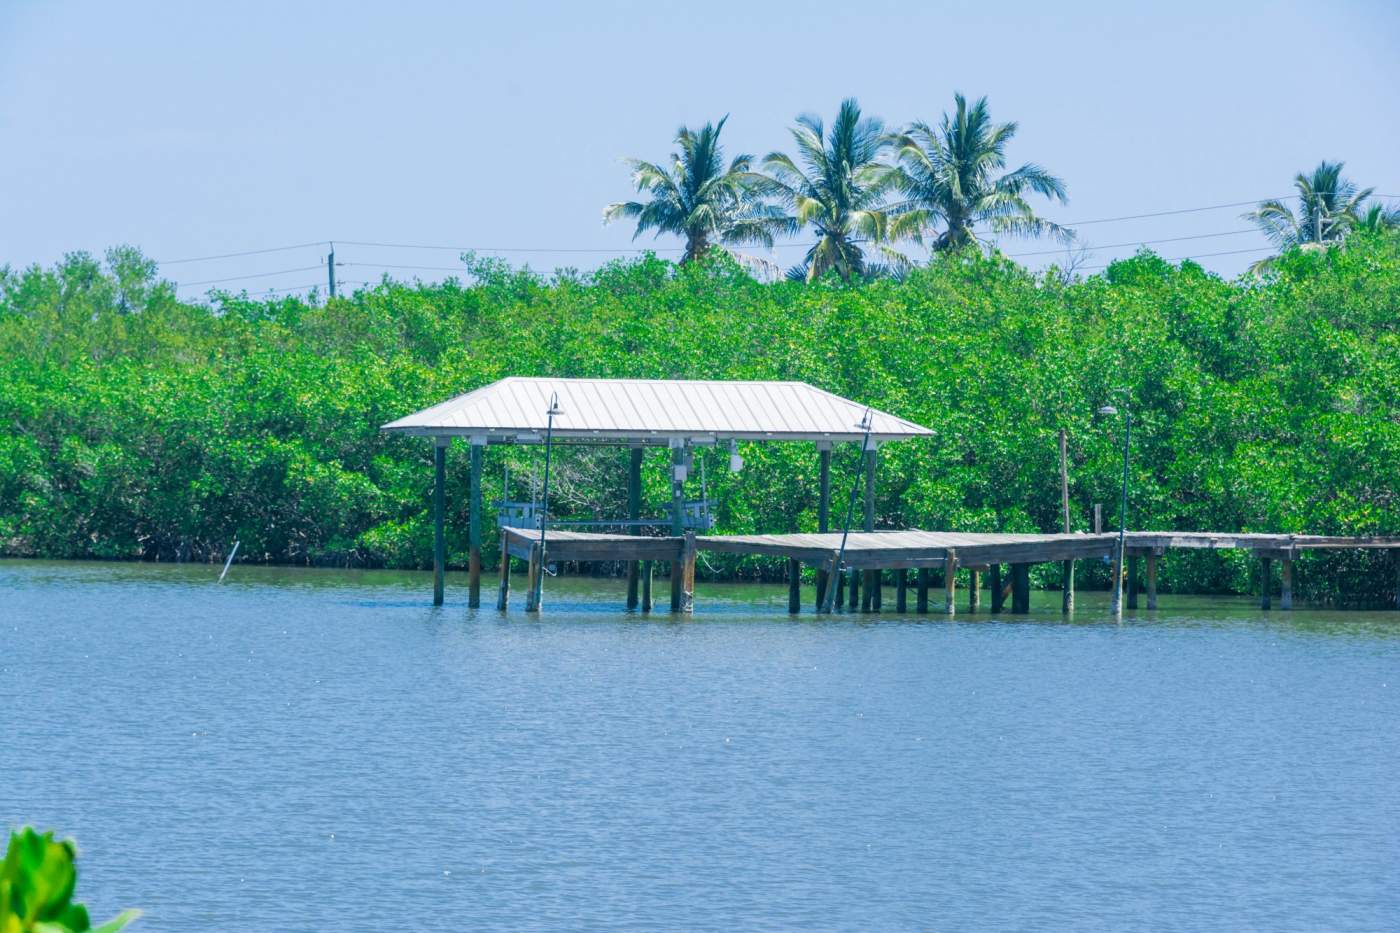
[499,527,1400,614]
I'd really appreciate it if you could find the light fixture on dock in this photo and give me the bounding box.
[728,439,743,473]
[1096,400,1130,619]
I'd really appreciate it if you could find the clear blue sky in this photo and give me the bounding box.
[3,0,1398,297]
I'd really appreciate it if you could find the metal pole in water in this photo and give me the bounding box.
[531,392,563,612]
[218,540,240,583]
[822,409,873,613]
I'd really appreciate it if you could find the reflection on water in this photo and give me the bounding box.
[4,560,1398,931]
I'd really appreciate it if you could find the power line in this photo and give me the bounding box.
[159,241,325,265]
[178,264,324,287]
[1079,245,1273,271]
[1005,228,1258,259]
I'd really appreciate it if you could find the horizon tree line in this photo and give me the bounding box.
[606,95,1397,280]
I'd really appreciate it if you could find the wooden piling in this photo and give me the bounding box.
[990,564,1005,613]
[1060,428,1074,613]
[944,549,958,615]
[1127,554,1140,610]
[625,447,642,610]
[641,560,653,612]
[862,570,875,613]
[895,570,908,612]
[1280,557,1293,610]
[468,440,483,608]
[862,443,877,612]
[1146,553,1159,610]
[788,558,802,614]
[681,531,696,613]
[669,445,686,612]
[968,568,980,613]
[496,548,511,610]
[1258,554,1276,609]
[848,568,860,611]
[816,444,831,609]
[916,568,929,613]
[1011,563,1031,614]
[833,569,846,611]
[524,542,542,612]
[432,439,447,607]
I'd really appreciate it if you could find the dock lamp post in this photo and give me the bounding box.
[532,392,564,611]
[1097,404,1130,618]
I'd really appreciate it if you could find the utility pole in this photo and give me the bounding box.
[327,242,337,298]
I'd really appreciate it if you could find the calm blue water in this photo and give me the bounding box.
[4,560,1399,931]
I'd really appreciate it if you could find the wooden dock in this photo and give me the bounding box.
[498,527,1400,615]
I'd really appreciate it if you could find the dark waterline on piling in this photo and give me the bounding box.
[4,560,1399,931]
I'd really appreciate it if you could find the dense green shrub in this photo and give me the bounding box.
[2,237,1397,603]
[1,827,137,932]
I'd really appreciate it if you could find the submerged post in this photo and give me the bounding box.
[1260,554,1272,610]
[1280,556,1293,610]
[681,531,696,613]
[1127,554,1140,610]
[788,558,802,614]
[862,441,878,612]
[1012,564,1031,614]
[944,550,958,615]
[468,438,484,607]
[1146,552,1159,610]
[816,443,832,609]
[626,446,643,610]
[895,569,908,612]
[968,567,980,613]
[432,437,448,606]
[670,443,687,612]
[496,542,511,610]
[641,561,653,612]
[990,564,1004,613]
[1060,428,1074,613]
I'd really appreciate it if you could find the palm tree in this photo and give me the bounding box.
[604,116,784,263]
[760,99,896,282]
[1244,162,1373,270]
[885,93,1070,253]
[1355,201,1400,235]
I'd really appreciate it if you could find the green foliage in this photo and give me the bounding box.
[2,234,1399,603]
[603,116,788,263]
[1,828,138,933]
[887,93,1070,251]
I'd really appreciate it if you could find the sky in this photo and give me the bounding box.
[2,0,1398,299]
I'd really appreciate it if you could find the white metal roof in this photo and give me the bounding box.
[381,377,933,445]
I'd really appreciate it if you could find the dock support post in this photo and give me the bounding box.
[833,569,846,611]
[1127,554,1140,610]
[468,439,484,607]
[432,437,447,606]
[1108,550,1123,618]
[968,568,980,613]
[496,546,511,610]
[848,568,860,611]
[1146,553,1159,610]
[1260,555,1272,610]
[626,447,642,610]
[895,570,908,612]
[861,442,877,613]
[990,564,1004,613]
[641,561,653,612]
[1280,557,1293,610]
[1059,428,1074,613]
[788,558,802,615]
[1011,563,1030,614]
[916,568,929,613]
[524,542,542,613]
[1393,551,1399,610]
[944,550,958,615]
[670,444,686,613]
[816,443,831,610]
[681,532,696,613]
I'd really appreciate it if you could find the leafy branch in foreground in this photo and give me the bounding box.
[1,827,139,932]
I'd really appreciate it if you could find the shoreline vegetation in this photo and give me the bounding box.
[3,231,1399,605]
